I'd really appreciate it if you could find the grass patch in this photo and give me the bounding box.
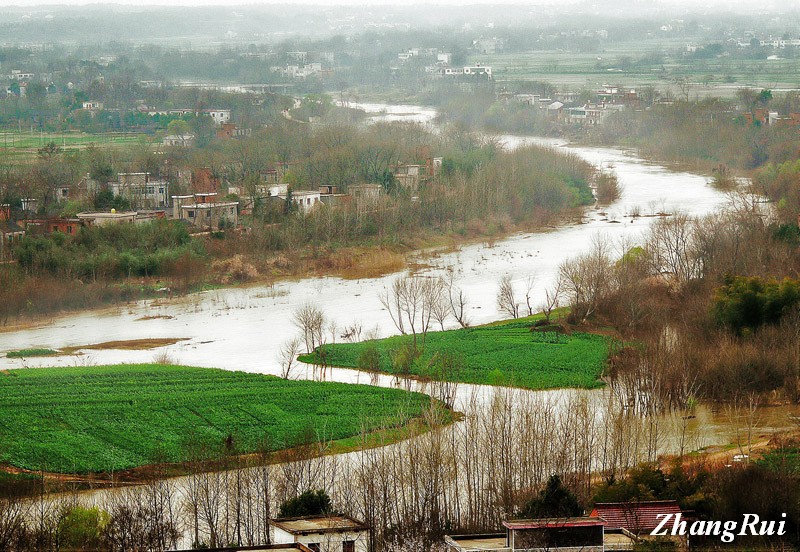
[6,348,60,358]
[299,313,609,390]
[0,364,438,473]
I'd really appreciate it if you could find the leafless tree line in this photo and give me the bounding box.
[556,192,800,410]
[0,388,677,551]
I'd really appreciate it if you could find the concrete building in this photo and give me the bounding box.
[175,543,315,552]
[278,190,321,214]
[173,193,239,230]
[76,210,138,226]
[446,517,636,552]
[270,515,369,552]
[0,204,25,260]
[163,134,195,147]
[349,183,383,203]
[110,172,169,209]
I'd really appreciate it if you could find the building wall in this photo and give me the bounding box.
[180,203,238,229]
[272,527,368,552]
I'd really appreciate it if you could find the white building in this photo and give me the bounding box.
[110,173,170,209]
[270,515,369,552]
[278,190,321,214]
[163,134,195,147]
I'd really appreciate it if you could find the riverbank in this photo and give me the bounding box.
[298,311,612,391]
[0,205,582,333]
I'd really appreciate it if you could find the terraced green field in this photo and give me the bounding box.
[299,315,609,390]
[0,364,435,473]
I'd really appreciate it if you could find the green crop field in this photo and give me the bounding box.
[0,364,435,473]
[0,131,147,164]
[299,315,609,390]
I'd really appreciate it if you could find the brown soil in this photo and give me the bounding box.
[59,338,189,353]
[135,315,175,321]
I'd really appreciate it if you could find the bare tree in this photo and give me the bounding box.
[292,303,326,353]
[523,275,536,317]
[379,275,443,351]
[446,273,470,328]
[278,338,303,379]
[496,275,520,319]
[558,237,613,323]
[541,280,562,323]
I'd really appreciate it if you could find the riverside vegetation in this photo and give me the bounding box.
[0,119,594,324]
[299,314,609,390]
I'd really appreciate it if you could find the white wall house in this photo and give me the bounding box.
[270,515,369,552]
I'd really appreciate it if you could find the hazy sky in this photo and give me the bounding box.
[0,0,793,9]
[0,0,756,5]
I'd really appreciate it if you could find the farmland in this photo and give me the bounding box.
[299,315,609,390]
[0,364,438,474]
[0,131,147,164]
[470,39,800,99]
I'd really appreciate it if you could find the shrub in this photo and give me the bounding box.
[278,490,332,518]
[713,275,800,333]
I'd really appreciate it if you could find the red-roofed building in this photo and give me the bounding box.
[590,500,682,535]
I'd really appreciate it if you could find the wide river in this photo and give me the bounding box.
[1,103,798,486]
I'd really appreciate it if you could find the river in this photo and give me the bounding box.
[1,103,799,526]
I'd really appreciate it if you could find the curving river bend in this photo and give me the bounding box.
[1,103,799,509]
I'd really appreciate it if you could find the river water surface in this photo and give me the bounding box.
[1,103,798,498]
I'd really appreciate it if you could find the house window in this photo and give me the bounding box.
[67,226,72,234]
[308,544,320,552]
[206,210,211,218]
[159,188,164,194]
[188,210,194,218]
[343,540,355,552]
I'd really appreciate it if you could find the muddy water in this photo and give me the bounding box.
[1,104,798,498]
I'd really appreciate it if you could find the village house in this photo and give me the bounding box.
[24,217,81,236]
[109,172,170,209]
[445,516,639,552]
[146,108,232,126]
[75,209,165,227]
[76,210,137,226]
[55,184,71,202]
[216,123,252,139]
[566,103,625,126]
[281,189,321,214]
[318,185,350,207]
[175,543,315,552]
[590,500,684,547]
[0,204,25,261]
[20,198,38,215]
[392,156,441,191]
[270,515,370,552]
[173,193,239,230]
[81,100,103,111]
[349,183,383,203]
[163,134,195,147]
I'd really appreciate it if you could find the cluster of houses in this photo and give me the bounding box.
[393,46,492,82]
[497,85,639,127]
[0,149,443,258]
[171,500,688,552]
[742,108,800,127]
